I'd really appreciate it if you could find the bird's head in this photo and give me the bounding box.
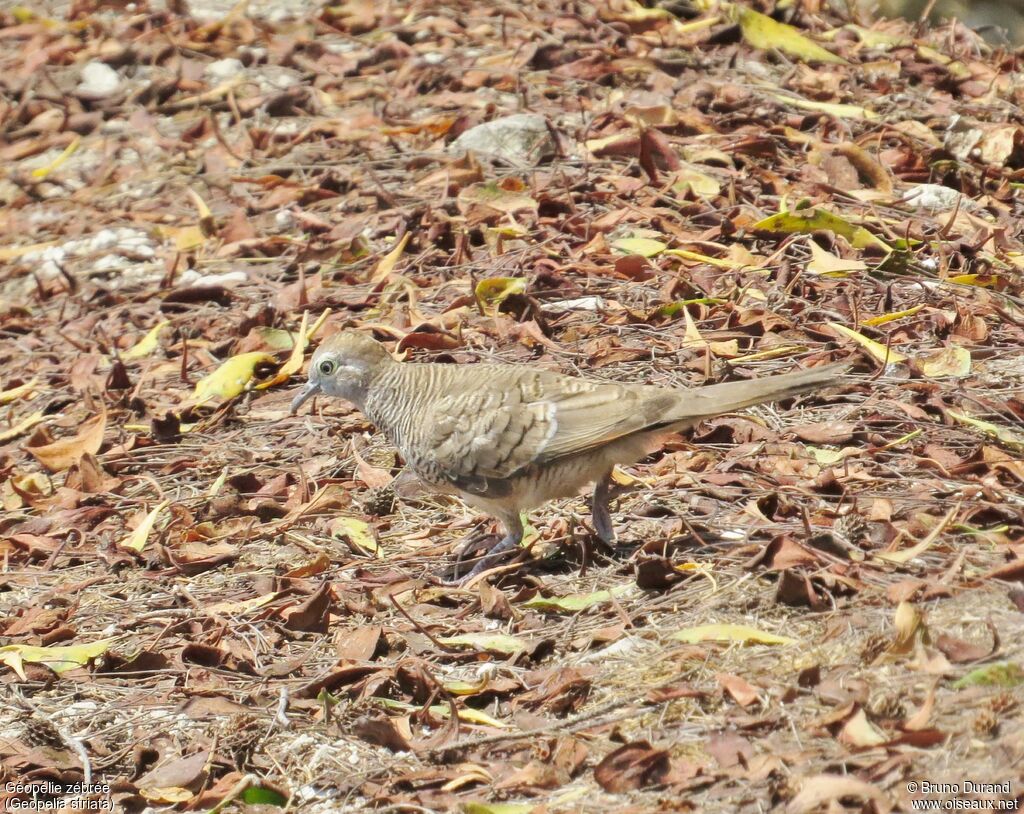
[290,331,392,414]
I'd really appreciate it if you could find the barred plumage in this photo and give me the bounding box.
[291,331,848,580]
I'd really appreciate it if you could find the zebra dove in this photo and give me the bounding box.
[291,332,847,580]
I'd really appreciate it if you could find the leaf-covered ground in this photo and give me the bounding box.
[2,0,1024,811]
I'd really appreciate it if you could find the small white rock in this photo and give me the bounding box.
[77,61,122,98]
[205,58,245,84]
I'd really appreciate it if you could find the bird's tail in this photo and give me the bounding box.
[665,362,849,427]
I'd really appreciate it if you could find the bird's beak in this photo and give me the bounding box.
[290,380,321,415]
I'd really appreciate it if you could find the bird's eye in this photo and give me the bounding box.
[318,360,336,376]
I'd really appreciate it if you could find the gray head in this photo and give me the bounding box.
[290,331,392,414]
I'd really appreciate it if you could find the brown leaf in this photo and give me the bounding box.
[352,444,394,489]
[478,581,515,620]
[638,127,679,183]
[25,408,107,472]
[281,582,332,633]
[838,707,886,747]
[594,741,672,792]
[353,714,412,752]
[717,672,759,707]
[934,632,993,664]
[786,774,892,814]
[791,421,857,444]
[705,731,754,768]
[336,625,382,662]
[135,749,210,793]
[903,683,936,731]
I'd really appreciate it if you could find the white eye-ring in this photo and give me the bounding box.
[318,359,336,375]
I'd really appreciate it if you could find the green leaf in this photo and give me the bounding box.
[952,663,1024,690]
[0,639,113,679]
[240,786,287,807]
[947,411,1024,452]
[523,583,632,613]
[439,632,528,655]
[754,209,889,251]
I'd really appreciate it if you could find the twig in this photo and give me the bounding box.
[388,593,458,653]
[273,685,292,731]
[420,694,647,757]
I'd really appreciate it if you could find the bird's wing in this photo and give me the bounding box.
[424,368,675,496]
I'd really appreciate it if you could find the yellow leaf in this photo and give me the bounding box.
[251,327,298,351]
[193,352,275,405]
[806,241,867,276]
[0,639,112,679]
[140,788,194,804]
[610,465,642,486]
[256,311,308,390]
[726,345,806,364]
[827,322,907,365]
[947,273,998,287]
[665,248,764,271]
[463,804,535,814]
[164,225,206,251]
[755,209,889,251]
[370,233,411,283]
[331,516,380,557]
[208,592,280,615]
[736,6,846,64]
[208,467,229,497]
[443,677,492,696]
[807,446,860,465]
[0,411,45,442]
[0,380,38,404]
[671,623,796,646]
[947,411,1024,452]
[439,632,529,655]
[860,305,923,326]
[186,187,212,220]
[31,136,81,179]
[681,310,740,357]
[307,307,331,339]
[523,584,632,613]
[475,277,527,316]
[769,92,876,120]
[121,500,170,552]
[450,706,508,729]
[611,237,667,257]
[123,321,170,360]
[670,166,721,197]
[916,346,971,378]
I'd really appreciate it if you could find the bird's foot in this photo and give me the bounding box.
[447,531,524,584]
[591,475,618,548]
